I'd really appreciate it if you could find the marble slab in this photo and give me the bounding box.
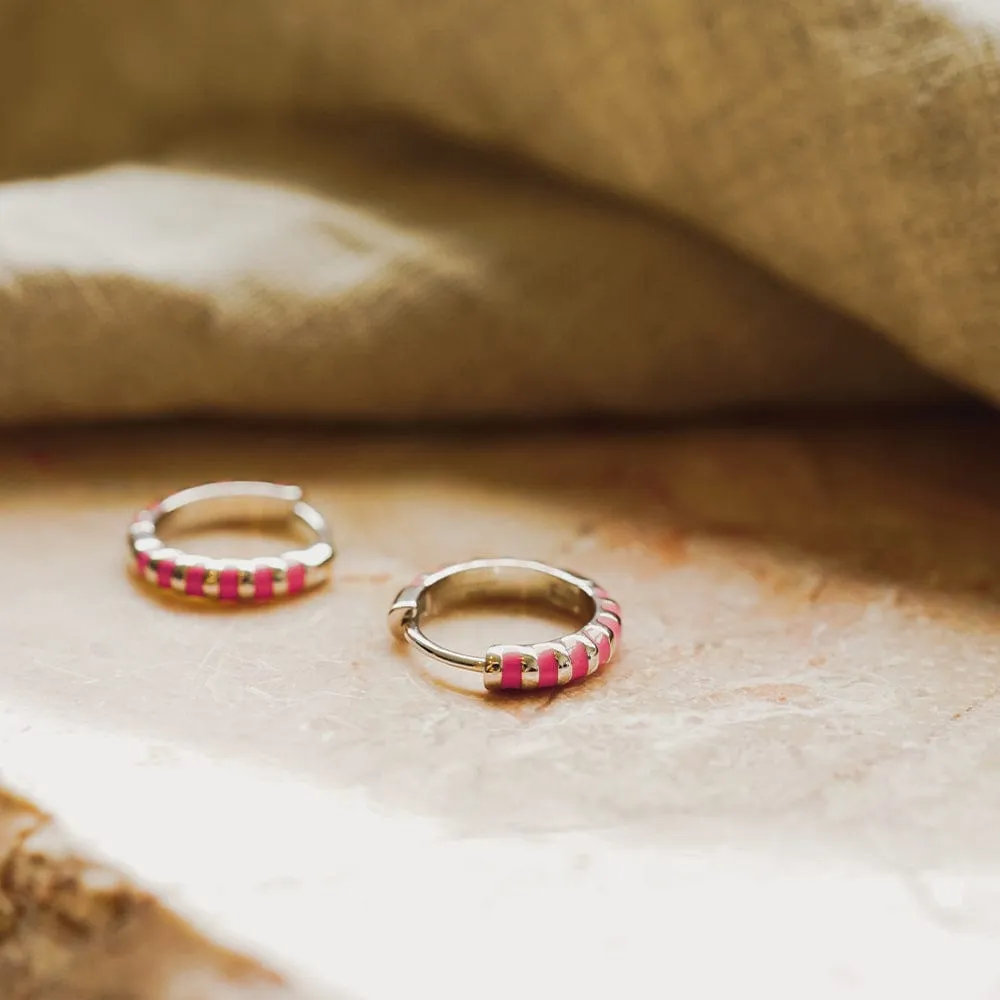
[2,418,1000,999]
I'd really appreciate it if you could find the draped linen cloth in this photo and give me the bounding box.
[1,1,997,423]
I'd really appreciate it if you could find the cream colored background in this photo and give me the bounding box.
[4,3,1000,998]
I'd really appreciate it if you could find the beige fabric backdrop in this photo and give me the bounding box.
[1,0,996,422]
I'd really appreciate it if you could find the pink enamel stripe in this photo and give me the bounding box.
[536,649,559,688]
[136,551,150,576]
[287,563,305,594]
[185,565,206,596]
[254,567,274,600]
[569,640,590,680]
[595,633,612,665]
[598,612,621,641]
[157,559,174,589]
[219,567,240,600]
[600,599,621,618]
[501,651,523,689]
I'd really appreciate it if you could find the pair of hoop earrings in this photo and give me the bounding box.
[128,481,622,692]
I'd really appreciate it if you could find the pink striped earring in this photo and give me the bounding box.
[128,481,334,602]
[388,558,621,692]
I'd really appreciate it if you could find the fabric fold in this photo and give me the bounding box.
[0,125,954,423]
[0,0,994,421]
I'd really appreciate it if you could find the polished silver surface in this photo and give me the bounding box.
[388,557,621,691]
[127,480,334,601]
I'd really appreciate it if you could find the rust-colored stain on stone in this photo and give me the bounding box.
[704,683,814,707]
[739,683,813,704]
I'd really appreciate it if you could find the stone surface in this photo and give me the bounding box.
[2,416,1000,998]
[0,792,296,998]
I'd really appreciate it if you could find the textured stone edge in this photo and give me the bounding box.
[0,789,310,1000]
